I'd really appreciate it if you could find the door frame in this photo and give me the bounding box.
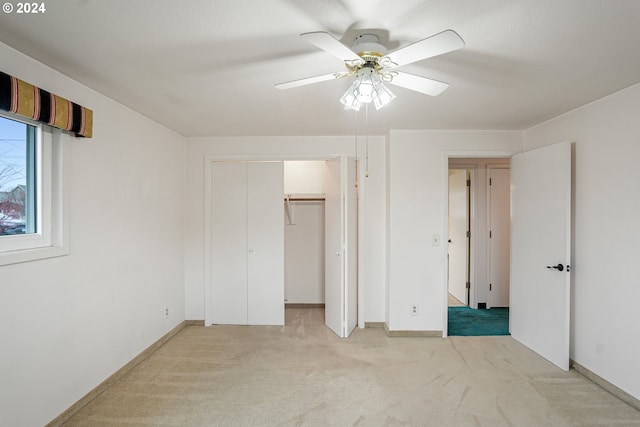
[443,151,513,337]
[486,164,511,308]
[204,153,364,328]
[447,166,475,306]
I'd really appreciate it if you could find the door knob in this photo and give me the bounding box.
[546,263,564,271]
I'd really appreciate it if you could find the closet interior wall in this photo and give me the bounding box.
[284,161,326,305]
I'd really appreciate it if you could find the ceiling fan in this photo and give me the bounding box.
[275,29,465,110]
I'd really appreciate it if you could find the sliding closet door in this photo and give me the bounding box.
[247,162,285,325]
[211,162,248,325]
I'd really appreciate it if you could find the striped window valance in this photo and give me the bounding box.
[0,71,93,138]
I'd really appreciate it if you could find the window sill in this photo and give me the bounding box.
[0,244,69,266]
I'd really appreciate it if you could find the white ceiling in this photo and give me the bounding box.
[1,0,639,137]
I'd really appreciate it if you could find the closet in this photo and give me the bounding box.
[284,161,326,306]
[211,161,284,325]
[207,157,356,337]
[282,158,357,337]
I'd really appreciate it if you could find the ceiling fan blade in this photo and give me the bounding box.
[275,72,346,90]
[386,71,450,96]
[380,30,464,68]
[300,31,364,65]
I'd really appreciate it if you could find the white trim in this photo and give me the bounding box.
[203,155,213,325]
[486,163,511,309]
[203,152,363,327]
[469,168,477,308]
[357,156,365,329]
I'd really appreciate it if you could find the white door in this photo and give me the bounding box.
[324,156,358,338]
[247,162,284,325]
[448,169,469,305]
[489,167,510,307]
[324,158,342,336]
[510,142,571,370]
[211,161,284,326]
[211,162,248,325]
[344,157,358,336]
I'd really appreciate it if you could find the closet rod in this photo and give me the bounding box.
[283,198,325,202]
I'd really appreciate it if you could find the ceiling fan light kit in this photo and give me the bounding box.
[340,65,396,111]
[275,29,465,110]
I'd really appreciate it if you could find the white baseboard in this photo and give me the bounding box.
[384,323,442,337]
[571,359,640,411]
[47,321,189,426]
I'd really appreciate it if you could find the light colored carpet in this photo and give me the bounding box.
[64,308,640,426]
[448,293,466,307]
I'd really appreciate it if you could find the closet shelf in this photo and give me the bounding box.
[284,193,325,202]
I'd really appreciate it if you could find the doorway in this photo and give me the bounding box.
[284,161,326,309]
[445,145,573,368]
[447,157,510,336]
[284,197,325,306]
[283,158,358,339]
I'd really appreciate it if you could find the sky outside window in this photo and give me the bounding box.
[0,116,29,235]
[0,116,27,192]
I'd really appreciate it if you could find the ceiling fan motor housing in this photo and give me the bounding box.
[358,63,376,75]
[352,34,387,61]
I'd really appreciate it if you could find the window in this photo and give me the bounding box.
[0,113,68,265]
[0,116,36,237]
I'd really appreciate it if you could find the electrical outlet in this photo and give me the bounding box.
[164,306,169,318]
[410,305,419,316]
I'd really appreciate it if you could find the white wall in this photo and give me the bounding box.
[386,131,521,332]
[524,82,640,400]
[362,138,387,324]
[0,43,186,426]
[285,202,325,304]
[284,160,325,195]
[184,136,386,323]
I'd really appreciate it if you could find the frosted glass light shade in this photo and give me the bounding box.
[373,80,395,110]
[354,73,375,103]
[340,77,362,111]
[340,69,396,111]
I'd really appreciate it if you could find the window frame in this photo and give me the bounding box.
[0,112,69,266]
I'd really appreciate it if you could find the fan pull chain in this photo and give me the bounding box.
[365,103,369,178]
[354,108,359,188]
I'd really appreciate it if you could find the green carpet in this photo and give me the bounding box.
[448,306,510,336]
